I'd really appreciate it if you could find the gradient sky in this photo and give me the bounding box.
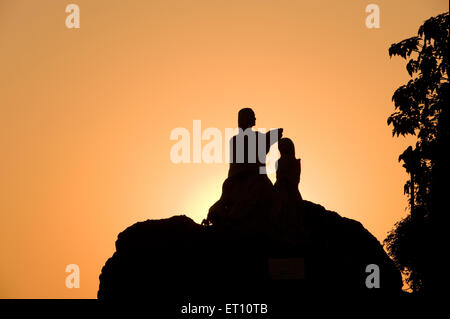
[0,0,448,298]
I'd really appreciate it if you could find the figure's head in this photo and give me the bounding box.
[238,108,256,129]
[278,138,295,157]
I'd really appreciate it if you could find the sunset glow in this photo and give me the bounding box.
[0,0,448,298]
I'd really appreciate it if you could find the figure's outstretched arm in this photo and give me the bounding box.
[265,128,283,152]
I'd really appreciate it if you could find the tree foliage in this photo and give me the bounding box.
[384,12,449,293]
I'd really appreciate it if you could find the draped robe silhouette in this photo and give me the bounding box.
[271,138,304,244]
[207,128,280,230]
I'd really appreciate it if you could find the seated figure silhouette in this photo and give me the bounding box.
[207,108,282,231]
[271,138,305,244]
[228,108,283,177]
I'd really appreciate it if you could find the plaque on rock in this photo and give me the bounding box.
[268,258,305,280]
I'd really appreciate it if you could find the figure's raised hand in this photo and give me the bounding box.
[278,128,283,139]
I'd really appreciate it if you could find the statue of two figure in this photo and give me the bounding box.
[207,108,305,245]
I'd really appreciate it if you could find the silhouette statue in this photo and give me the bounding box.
[271,138,305,245]
[274,138,302,201]
[207,108,282,231]
[228,108,283,177]
[98,109,404,307]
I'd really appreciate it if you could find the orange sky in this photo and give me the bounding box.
[0,0,448,298]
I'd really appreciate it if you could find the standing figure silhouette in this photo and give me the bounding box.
[271,137,304,244]
[274,138,302,202]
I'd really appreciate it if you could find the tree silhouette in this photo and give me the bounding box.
[384,12,449,293]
